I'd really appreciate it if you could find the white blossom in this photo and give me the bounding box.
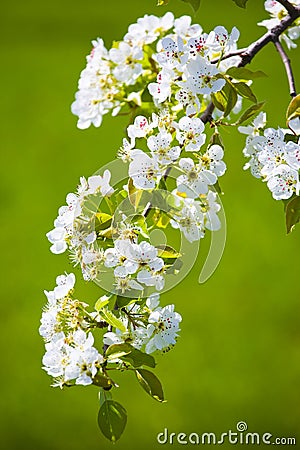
[185,56,225,95]
[129,150,161,189]
[109,42,143,85]
[147,131,181,164]
[124,12,174,46]
[148,68,174,103]
[201,144,226,177]
[176,116,206,151]
[170,196,205,242]
[145,305,182,353]
[177,158,217,198]
[267,165,299,199]
[156,37,188,69]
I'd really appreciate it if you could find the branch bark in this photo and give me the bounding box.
[238,6,300,66]
[274,38,297,97]
[201,6,300,123]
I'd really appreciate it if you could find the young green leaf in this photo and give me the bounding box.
[135,369,165,402]
[156,244,181,259]
[285,195,300,234]
[181,0,200,11]
[128,178,143,210]
[100,308,127,333]
[121,346,156,368]
[209,132,224,149]
[98,400,127,442]
[235,101,265,125]
[116,295,135,308]
[232,82,257,103]
[106,343,156,368]
[95,294,113,312]
[286,94,300,121]
[106,343,132,360]
[227,67,267,80]
[95,213,112,231]
[131,214,149,238]
[212,80,237,117]
[232,0,248,8]
[155,212,171,228]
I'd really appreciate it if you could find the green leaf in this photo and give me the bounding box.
[100,308,127,333]
[97,227,114,239]
[115,295,135,308]
[95,213,112,231]
[99,390,112,406]
[232,0,248,8]
[128,178,143,210]
[181,0,200,11]
[209,132,224,148]
[232,82,257,103]
[95,294,112,312]
[155,211,171,228]
[285,195,300,233]
[135,369,165,402]
[284,134,299,143]
[227,67,267,80]
[106,343,132,360]
[106,343,156,368]
[98,400,127,442]
[286,94,300,121]
[212,80,237,117]
[156,244,181,259]
[122,347,156,369]
[235,101,265,125]
[131,214,149,238]
[165,258,183,274]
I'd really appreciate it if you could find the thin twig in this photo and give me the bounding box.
[238,6,300,66]
[200,6,300,123]
[274,38,297,97]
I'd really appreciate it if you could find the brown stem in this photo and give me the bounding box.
[274,38,297,97]
[200,101,215,124]
[238,6,300,67]
[200,6,300,124]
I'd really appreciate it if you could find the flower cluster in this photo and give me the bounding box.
[121,110,224,241]
[258,0,300,49]
[148,21,240,114]
[103,293,182,354]
[71,12,174,129]
[39,274,182,389]
[43,3,300,442]
[40,273,104,387]
[72,12,242,129]
[241,112,300,200]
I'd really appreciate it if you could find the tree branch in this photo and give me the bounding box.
[276,0,298,16]
[200,101,215,124]
[274,38,297,97]
[200,6,300,123]
[238,6,300,66]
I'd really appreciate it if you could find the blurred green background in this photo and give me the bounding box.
[2,0,300,448]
